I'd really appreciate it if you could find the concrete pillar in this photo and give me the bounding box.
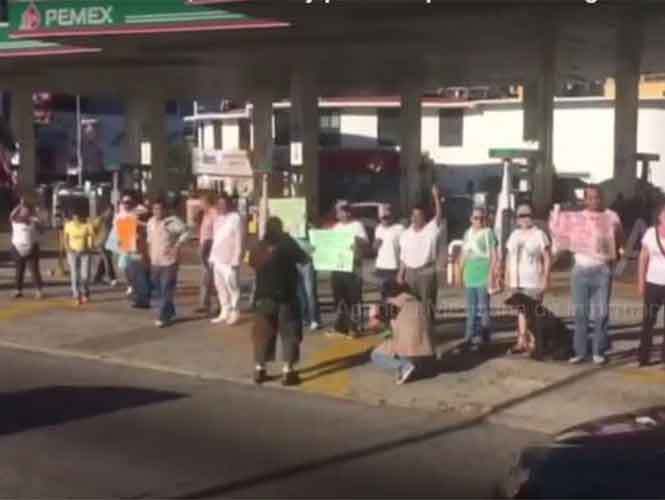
[613,11,643,200]
[11,89,36,193]
[252,91,273,238]
[525,25,556,216]
[290,68,319,221]
[145,97,169,195]
[399,84,423,216]
[125,95,144,166]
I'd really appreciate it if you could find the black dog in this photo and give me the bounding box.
[505,292,574,361]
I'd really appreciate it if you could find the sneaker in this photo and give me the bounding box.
[110,280,119,287]
[569,356,585,364]
[253,368,268,385]
[211,309,229,324]
[155,320,165,328]
[227,310,240,326]
[309,322,320,331]
[125,286,133,296]
[593,355,607,365]
[34,290,43,300]
[325,330,348,338]
[396,364,416,385]
[131,303,150,310]
[11,290,23,299]
[281,371,301,387]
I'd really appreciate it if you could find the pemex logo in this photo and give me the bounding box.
[20,1,42,31]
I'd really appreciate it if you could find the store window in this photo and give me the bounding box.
[319,109,341,147]
[377,108,400,147]
[439,109,464,147]
[274,110,290,146]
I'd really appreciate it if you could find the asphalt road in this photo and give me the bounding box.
[0,348,545,498]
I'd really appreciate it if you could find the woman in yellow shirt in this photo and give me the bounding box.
[64,209,94,305]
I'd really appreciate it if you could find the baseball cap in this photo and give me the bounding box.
[379,204,392,218]
[335,199,351,211]
[516,205,533,217]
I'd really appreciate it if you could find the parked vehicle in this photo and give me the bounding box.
[497,407,665,499]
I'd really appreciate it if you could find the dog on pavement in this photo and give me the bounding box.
[505,292,573,361]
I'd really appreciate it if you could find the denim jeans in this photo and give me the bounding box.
[371,349,414,373]
[199,240,215,310]
[152,265,178,323]
[67,252,91,299]
[297,262,320,325]
[572,264,612,358]
[464,287,491,343]
[126,258,151,307]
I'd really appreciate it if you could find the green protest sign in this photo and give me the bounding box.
[309,228,354,273]
[269,198,306,239]
[9,0,284,37]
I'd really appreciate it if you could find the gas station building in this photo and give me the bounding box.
[1,0,663,218]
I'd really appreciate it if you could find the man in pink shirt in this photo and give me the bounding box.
[550,185,624,365]
[147,197,189,328]
[209,192,245,326]
[194,192,218,316]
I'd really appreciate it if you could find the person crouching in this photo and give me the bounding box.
[370,282,435,384]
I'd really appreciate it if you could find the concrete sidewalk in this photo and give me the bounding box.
[0,241,663,436]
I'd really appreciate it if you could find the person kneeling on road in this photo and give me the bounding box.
[370,282,435,385]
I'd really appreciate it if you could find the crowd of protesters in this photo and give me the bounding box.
[6,181,665,387]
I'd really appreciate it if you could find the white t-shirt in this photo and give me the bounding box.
[400,219,441,269]
[506,227,550,289]
[642,227,665,286]
[11,222,37,256]
[375,223,405,271]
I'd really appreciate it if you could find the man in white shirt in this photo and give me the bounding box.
[550,185,624,365]
[397,185,444,323]
[330,200,369,337]
[374,204,405,298]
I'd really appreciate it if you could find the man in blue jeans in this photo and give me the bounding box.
[146,197,189,328]
[551,186,624,365]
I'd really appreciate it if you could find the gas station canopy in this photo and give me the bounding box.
[0,0,663,100]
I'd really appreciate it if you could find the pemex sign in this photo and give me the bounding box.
[9,0,288,37]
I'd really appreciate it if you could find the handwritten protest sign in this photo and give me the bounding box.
[549,209,617,261]
[269,198,307,238]
[309,228,354,272]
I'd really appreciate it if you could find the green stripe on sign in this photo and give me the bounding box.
[125,13,242,24]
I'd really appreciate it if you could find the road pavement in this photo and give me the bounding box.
[0,348,543,498]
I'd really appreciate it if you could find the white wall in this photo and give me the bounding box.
[209,100,665,194]
[553,104,614,183]
[340,108,378,148]
[222,119,240,150]
[638,106,665,190]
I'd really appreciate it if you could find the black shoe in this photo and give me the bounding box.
[253,369,268,385]
[281,371,301,387]
[193,306,210,315]
[132,303,150,309]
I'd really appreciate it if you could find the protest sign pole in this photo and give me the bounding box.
[259,172,268,239]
